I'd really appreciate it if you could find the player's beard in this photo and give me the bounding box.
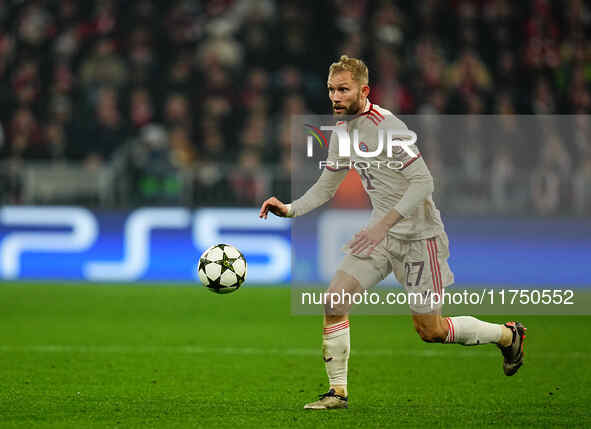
[333,90,364,116]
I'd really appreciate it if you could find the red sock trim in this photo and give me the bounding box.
[445,317,455,343]
[323,320,350,335]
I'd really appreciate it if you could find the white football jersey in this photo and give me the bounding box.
[326,102,444,240]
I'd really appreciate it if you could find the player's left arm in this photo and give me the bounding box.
[349,149,434,256]
[349,158,432,255]
[392,154,434,218]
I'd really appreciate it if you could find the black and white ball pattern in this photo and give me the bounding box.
[198,244,247,294]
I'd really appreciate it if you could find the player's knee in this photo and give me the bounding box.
[324,272,361,317]
[323,290,347,317]
[324,301,349,318]
[415,324,446,343]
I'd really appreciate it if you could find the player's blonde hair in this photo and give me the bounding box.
[328,55,369,85]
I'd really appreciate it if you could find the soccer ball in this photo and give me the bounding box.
[197,244,247,294]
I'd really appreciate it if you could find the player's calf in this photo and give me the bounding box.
[412,313,448,343]
[316,270,359,405]
[413,315,513,346]
[441,316,509,346]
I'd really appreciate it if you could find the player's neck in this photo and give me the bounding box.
[356,98,370,115]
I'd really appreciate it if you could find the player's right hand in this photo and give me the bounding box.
[259,196,288,219]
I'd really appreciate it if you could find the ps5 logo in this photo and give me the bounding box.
[0,207,98,279]
[0,207,290,282]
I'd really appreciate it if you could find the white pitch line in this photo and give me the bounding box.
[0,345,585,359]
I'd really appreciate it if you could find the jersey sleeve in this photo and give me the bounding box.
[289,127,349,217]
[379,116,435,218]
[394,156,435,218]
[289,167,348,217]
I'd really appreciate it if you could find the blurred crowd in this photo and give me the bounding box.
[0,0,591,213]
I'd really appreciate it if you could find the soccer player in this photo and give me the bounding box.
[259,55,526,410]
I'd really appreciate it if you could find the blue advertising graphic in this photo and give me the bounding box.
[0,207,291,283]
[0,206,590,286]
[292,210,591,287]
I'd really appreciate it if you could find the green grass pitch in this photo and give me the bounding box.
[1,283,590,428]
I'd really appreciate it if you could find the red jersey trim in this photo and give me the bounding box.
[325,165,350,172]
[400,153,422,170]
[357,104,386,126]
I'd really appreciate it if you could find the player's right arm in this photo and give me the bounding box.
[259,167,348,219]
[259,196,289,219]
[287,167,348,217]
[259,131,349,219]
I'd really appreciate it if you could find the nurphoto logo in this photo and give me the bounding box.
[304,124,418,170]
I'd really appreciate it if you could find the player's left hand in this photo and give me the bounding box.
[348,223,388,257]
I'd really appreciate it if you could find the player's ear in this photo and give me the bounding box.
[361,84,370,97]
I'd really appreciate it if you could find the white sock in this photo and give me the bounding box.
[444,316,502,345]
[322,320,350,395]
